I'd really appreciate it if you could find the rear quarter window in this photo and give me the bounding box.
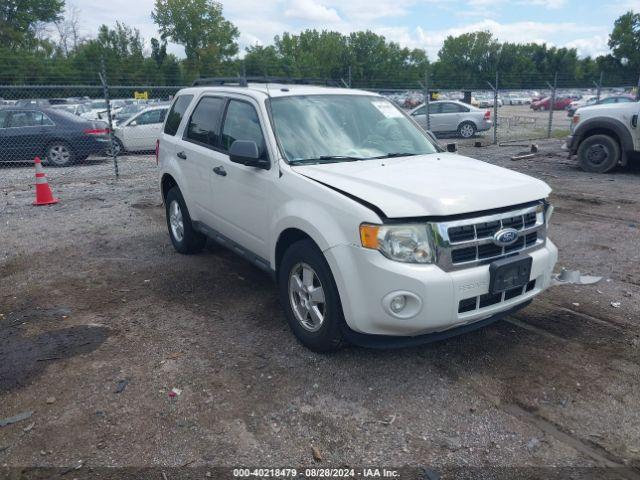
[164,95,194,136]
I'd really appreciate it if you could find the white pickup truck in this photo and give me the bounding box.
[566,100,640,172]
[157,81,557,351]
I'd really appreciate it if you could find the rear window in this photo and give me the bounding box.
[164,95,193,136]
[184,96,225,148]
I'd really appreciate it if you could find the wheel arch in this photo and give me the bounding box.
[161,173,179,202]
[274,228,322,276]
[572,118,634,164]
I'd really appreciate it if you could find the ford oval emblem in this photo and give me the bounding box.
[493,228,519,247]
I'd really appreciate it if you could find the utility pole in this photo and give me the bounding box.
[546,72,557,139]
[99,56,118,178]
[594,72,603,102]
[636,72,640,101]
[487,71,499,145]
[424,70,431,131]
[348,65,352,88]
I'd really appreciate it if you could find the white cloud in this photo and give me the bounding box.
[565,36,610,58]
[284,0,341,22]
[378,20,607,59]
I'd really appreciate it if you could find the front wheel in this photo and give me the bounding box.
[165,187,206,254]
[577,134,620,173]
[106,137,124,157]
[457,122,476,139]
[278,239,345,352]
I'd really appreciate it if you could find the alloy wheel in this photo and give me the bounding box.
[288,262,326,332]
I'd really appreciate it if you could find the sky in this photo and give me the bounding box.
[61,0,640,60]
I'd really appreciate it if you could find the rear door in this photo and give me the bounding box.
[438,102,465,131]
[180,95,227,225]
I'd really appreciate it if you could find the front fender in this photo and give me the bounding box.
[572,117,634,155]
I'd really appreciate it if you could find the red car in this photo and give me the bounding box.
[530,96,573,111]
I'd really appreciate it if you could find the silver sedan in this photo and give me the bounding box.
[409,100,492,138]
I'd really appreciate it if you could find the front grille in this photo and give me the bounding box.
[433,203,547,272]
[458,279,537,314]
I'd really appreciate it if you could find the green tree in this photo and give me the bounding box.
[609,11,640,73]
[152,0,238,76]
[0,0,64,48]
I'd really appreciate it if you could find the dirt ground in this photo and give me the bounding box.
[0,140,639,478]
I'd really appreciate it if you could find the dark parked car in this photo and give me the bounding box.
[0,107,110,166]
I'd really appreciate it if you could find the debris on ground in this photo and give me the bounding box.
[0,411,34,427]
[311,446,323,462]
[527,437,541,451]
[23,422,35,433]
[511,153,537,161]
[46,397,56,404]
[611,302,621,308]
[114,379,129,394]
[552,268,602,286]
[442,436,463,451]
[168,387,182,398]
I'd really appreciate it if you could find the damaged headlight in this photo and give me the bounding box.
[359,223,434,264]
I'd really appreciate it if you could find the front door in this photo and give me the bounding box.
[209,98,273,260]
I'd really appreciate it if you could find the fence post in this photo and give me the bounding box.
[424,70,431,131]
[636,72,640,101]
[99,56,118,178]
[348,65,352,88]
[546,72,557,139]
[594,72,603,102]
[487,72,499,145]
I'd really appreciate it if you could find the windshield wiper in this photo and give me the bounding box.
[368,152,419,159]
[289,155,364,165]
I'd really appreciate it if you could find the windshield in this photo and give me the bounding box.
[270,94,438,164]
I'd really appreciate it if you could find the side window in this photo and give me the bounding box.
[0,110,8,128]
[36,112,54,126]
[185,96,225,148]
[618,97,632,103]
[441,103,462,113]
[430,103,443,114]
[135,109,163,125]
[164,94,193,136]
[412,106,425,116]
[221,100,267,159]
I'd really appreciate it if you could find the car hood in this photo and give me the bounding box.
[292,153,551,218]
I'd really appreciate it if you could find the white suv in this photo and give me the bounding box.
[157,81,558,352]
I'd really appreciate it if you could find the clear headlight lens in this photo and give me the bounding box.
[360,223,433,264]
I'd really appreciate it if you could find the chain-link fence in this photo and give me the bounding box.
[1,66,638,187]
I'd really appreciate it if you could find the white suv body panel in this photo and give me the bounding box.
[159,84,557,338]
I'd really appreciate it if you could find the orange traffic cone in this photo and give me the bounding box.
[33,157,58,206]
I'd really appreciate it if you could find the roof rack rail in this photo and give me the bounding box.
[191,76,343,88]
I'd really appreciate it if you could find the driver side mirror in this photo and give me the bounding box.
[229,140,270,170]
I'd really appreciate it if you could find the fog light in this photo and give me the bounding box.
[390,295,407,313]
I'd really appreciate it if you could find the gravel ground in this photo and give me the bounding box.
[0,142,639,479]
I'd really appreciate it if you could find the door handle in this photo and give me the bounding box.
[213,166,227,177]
[632,114,638,128]
[176,151,187,159]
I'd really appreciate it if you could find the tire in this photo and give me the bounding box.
[106,137,124,157]
[45,141,75,167]
[577,134,620,173]
[165,186,206,254]
[278,239,345,352]
[457,121,476,139]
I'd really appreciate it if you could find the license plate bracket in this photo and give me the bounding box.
[489,255,532,294]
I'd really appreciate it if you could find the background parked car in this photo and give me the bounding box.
[52,103,91,117]
[112,103,145,124]
[0,106,110,166]
[530,96,573,111]
[567,95,636,117]
[108,105,169,156]
[410,100,492,138]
